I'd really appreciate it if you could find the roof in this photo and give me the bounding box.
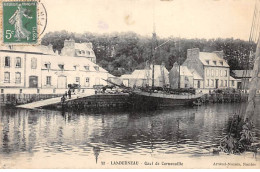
[121,65,169,80]
[199,52,229,67]
[179,66,193,76]
[0,45,55,55]
[189,68,203,80]
[230,76,240,81]
[41,55,107,73]
[232,70,253,78]
[75,43,93,51]
[107,73,116,78]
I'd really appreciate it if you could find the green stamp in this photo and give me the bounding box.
[2,1,38,44]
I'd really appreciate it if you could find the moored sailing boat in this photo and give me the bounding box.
[130,30,204,110]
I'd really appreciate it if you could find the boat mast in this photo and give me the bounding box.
[152,0,156,88]
[152,31,156,88]
[178,38,181,89]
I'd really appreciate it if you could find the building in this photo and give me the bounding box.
[120,64,169,88]
[231,70,260,90]
[229,76,240,89]
[169,63,194,89]
[232,70,252,89]
[0,40,110,94]
[182,48,231,90]
[61,39,96,63]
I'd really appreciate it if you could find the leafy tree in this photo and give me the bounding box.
[41,31,256,75]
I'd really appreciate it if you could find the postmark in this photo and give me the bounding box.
[0,0,47,45]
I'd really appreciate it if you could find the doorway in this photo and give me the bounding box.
[215,79,219,88]
[29,76,38,88]
[57,76,67,88]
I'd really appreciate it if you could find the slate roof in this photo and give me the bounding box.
[199,52,229,67]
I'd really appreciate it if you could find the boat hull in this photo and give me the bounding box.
[130,91,204,110]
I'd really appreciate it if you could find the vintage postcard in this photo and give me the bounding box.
[0,0,260,169]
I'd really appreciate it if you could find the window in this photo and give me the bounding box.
[84,65,90,70]
[220,61,223,66]
[94,66,99,71]
[206,69,210,77]
[225,80,227,87]
[31,58,37,69]
[197,81,200,88]
[15,57,21,68]
[5,56,10,67]
[206,79,209,87]
[46,76,51,85]
[185,84,188,88]
[81,50,85,54]
[58,64,64,70]
[224,70,227,77]
[220,70,222,77]
[87,51,90,55]
[206,60,209,65]
[211,79,214,87]
[44,63,51,69]
[232,80,235,86]
[76,77,80,83]
[4,72,10,83]
[211,69,214,76]
[185,76,189,81]
[216,69,219,77]
[213,61,216,65]
[85,77,90,86]
[221,80,223,87]
[15,72,21,83]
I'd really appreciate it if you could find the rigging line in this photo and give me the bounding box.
[253,0,260,42]
[251,1,259,43]
[238,0,259,117]
[254,10,260,42]
[251,5,258,42]
[249,2,257,42]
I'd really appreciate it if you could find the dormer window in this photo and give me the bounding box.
[81,50,85,54]
[74,65,79,70]
[94,66,99,71]
[58,64,64,70]
[87,51,90,55]
[213,61,216,65]
[206,60,209,65]
[220,61,223,66]
[84,65,90,71]
[44,62,51,69]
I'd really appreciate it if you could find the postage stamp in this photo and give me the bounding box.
[2,0,38,44]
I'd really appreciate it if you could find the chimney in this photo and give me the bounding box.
[213,50,224,58]
[64,39,75,48]
[187,48,200,59]
[47,44,53,52]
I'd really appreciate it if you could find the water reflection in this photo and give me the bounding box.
[0,102,259,163]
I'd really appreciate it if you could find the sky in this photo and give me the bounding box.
[41,0,256,40]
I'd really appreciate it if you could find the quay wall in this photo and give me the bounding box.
[44,93,130,111]
[0,88,94,106]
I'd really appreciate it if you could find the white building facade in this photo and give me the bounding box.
[182,48,231,91]
[0,41,110,94]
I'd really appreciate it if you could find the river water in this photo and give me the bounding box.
[0,101,260,168]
